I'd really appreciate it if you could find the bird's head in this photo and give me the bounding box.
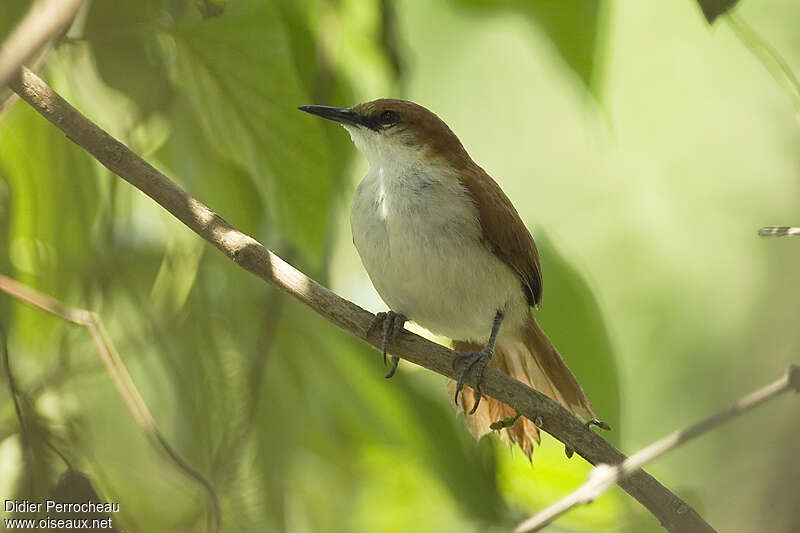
[299,98,470,169]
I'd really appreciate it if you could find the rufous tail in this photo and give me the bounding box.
[450,311,594,459]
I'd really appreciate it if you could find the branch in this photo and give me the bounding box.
[7,66,715,533]
[759,226,800,237]
[0,274,221,532]
[0,44,53,117]
[0,0,84,88]
[515,365,799,532]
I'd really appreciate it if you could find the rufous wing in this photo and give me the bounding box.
[458,165,543,307]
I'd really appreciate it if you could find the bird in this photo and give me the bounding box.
[300,99,596,457]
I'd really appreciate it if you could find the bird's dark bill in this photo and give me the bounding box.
[298,105,361,127]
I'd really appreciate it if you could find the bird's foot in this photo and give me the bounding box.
[452,347,494,414]
[366,311,406,378]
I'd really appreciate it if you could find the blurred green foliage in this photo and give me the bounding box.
[1,1,799,533]
[453,0,605,93]
[84,0,348,266]
[535,233,621,440]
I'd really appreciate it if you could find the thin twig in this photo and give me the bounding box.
[515,365,799,533]
[0,274,221,533]
[0,0,84,88]
[759,226,800,237]
[0,321,34,495]
[7,66,715,533]
[0,321,26,455]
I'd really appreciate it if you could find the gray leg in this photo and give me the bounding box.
[366,311,407,378]
[452,311,504,414]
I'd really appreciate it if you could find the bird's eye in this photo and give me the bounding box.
[379,110,399,125]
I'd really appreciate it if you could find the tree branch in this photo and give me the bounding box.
[7,66,715,533]
[0,44,54,118]
[0,0,84,88]
[515,365,799,532]
[759,226,800,237]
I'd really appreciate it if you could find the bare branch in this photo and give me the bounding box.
[0,0,84,88]
[759,226,800,237]
[7,66,715,533]
[0,274,221,532]
[515,365,799,533]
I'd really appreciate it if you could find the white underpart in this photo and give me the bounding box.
[346,124,529,343]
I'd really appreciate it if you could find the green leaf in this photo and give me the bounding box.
[0,90,100,351]
[156,102,264,238]
[696,0,739,24]
[169,1,340,265]
[83,1,177,116]
[532,231,621,442]
[453,0,605,93]
[82,0,346,265]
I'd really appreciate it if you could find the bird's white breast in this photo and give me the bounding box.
[349,159,528,343]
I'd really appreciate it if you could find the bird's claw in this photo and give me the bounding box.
[565,420,610,458]
[452,348,493,414]
[367,311,406,378]
[586,418,612,431]
[489,413,521,431]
